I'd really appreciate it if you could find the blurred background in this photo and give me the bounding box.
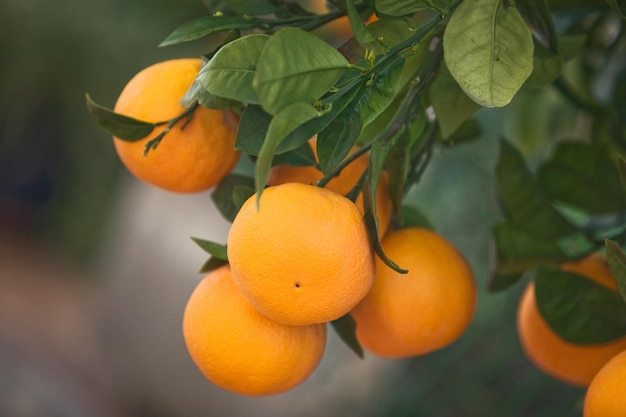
[0,0,589,416]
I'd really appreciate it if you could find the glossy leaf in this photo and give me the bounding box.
[85,93,156,141]
[272,140,317,167]
[234,105,273,155]
[359,59,405,127]
[330,314,364,359]
[525,43,563,88]
[211,174,255,222]
[535,267,626,344]
[375,0,429,16]
[539,142,626,214]
[190,237,228,260]
[253,27,352,115]
[180,77,241,110]
[430,63,480,139]
[255,102,321,204]
[346,0,375,43]
[197,34,270,104]
[443,0,534,107]
[516,0,560,53]
[199,257,228,273]
[606,240,626,305]
[159,15,257,46]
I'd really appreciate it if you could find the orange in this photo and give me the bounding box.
[227,182,375,326]
[584,348,626,417]
[182,265,327,396]
[351,227,477,358]
[306,0,378,46]
[113,58,240,193]
[517,254,626,387]
[268,139,393,238]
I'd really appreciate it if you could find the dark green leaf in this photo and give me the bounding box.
[85,93,156,141]
[516,0,560,53]
[255,102,322,205]
[439,118,482,146]
[358,59,404,127]
[606,240,626,305]
[346,0,376,43]
[190,237,228,260]
[224,0,278,15]
[197,34,270,104]
[525,43,563,88]
[211,174,255,222]
[159,15,257,47]
[443,0,534,107]
[317,87,364,174]
[199,257,228,273]
[539,141,626,214]
[497,139,576,238]
[374,0,429,16]
[365,138,408,274]
[430,63,480,139]
[253,27,352,114]
[330,313,364,359]
[272,140,317,167]
[234,105,273,155]
[535,266,626,344]
[400,204,433,229]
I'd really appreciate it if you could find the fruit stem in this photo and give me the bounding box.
[317,144,372,188]
[143,102,200,156]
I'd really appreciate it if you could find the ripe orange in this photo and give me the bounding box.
[113,58,240,193]
[227,182,375,326]
[584,348,626,417]
[267,139,393,238]
[351,227,477,358]
[517,254,626,387]
[305,0,378,46]
[182,265,327,396]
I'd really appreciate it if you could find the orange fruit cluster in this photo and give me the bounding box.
[108,56,477,398]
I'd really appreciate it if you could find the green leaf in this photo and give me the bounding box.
[374,0,429,16]
[224,0,278,15]
[180,77,242,110]
[430,63,481,139]
[330,313,364,359]
[496,139,576,238]
[606,240,626,305]
[199,257,228,273]
[365,138,409,274]
[159,15,257,47]
[272,140,317,167]
[525,43,563,88]
[255,102,322,205]
[197,34,270,104]
[516,0,560,53]
[85,93,156,141]
[443,0,534,107]
[535,266,626,344]
[211,174,255,222]
[346,0,376,43]
[359,60,405,127]
[400,204,433,229]
[539,141,626,214]
[190,237,228,260]
[253,27,352,114]
[234,105,273,155]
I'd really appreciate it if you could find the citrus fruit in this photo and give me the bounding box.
[517,254,626,387]
[113,58,240,193]
[267,139,392,238]
[227,182,375,326]
[584,348,626,417]
[351,227,477,358]
[182,265,327,396]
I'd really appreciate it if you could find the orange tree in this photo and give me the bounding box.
[87,0,626,411]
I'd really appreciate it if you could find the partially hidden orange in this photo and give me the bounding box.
[113,58,240,193]
[183,265,327,396]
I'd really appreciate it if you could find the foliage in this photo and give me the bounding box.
[88,0,626,364]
